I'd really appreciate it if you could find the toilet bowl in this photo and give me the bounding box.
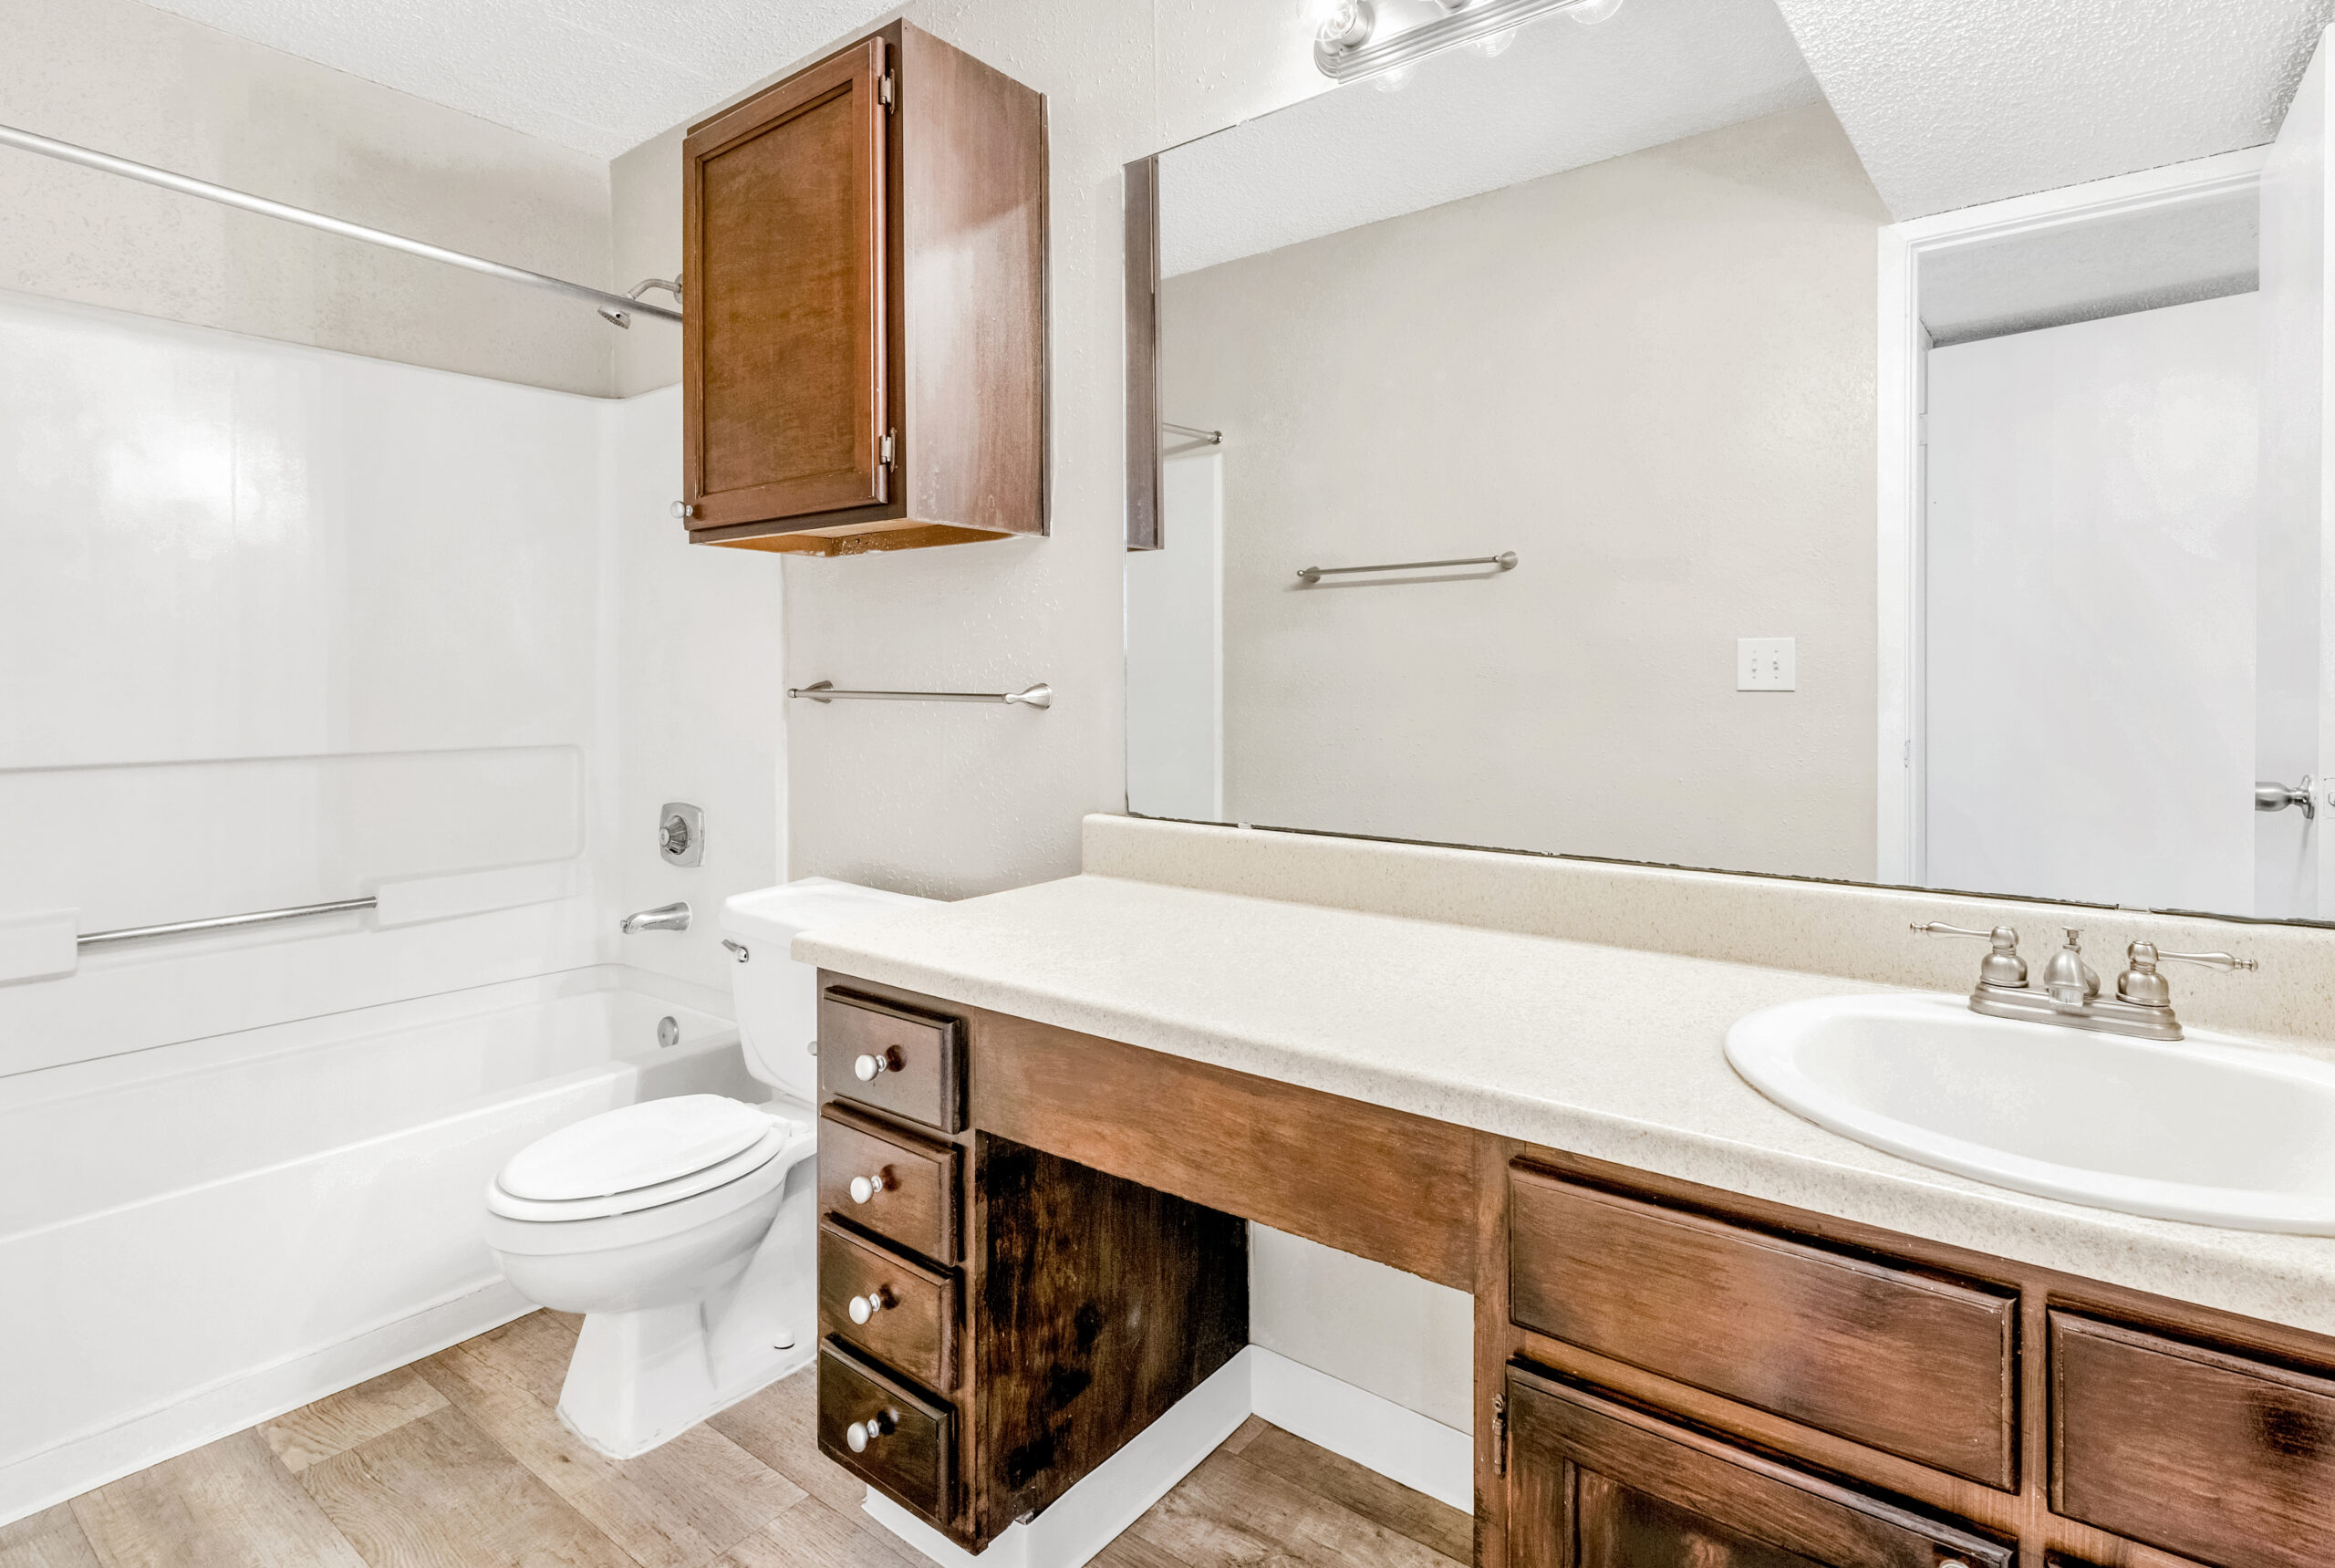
[483,877,933,1458]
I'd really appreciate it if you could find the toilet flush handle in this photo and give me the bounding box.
[848,1168,893,1204]
[846,1410,898,1452]
[848,1288,895,1324]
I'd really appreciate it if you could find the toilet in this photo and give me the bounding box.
[483,877,931,1458]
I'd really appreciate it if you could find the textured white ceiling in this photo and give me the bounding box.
[1158,0,1820,277]
[1771,0,2335,219]
[132,0,898,157]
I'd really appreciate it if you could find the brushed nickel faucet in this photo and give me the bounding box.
[1912,923,2256,1042]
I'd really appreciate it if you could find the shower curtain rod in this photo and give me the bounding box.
[0,121,682,326]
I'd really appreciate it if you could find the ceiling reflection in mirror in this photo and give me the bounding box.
[1127,0,2335,923]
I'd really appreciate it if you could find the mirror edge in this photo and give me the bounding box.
[1124,154,1163,553]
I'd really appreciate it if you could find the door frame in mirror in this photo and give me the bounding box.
[1874,146,2269,886]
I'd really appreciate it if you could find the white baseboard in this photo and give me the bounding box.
[0,1281,533,1526]
[864,1346,1472,1568]
[1248,1347,1471,1511]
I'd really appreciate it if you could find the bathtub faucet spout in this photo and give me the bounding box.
[620,901,691,935]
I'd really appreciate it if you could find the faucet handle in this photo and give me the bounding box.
[1911,922,2026,988]
[2116,940,2257,1007]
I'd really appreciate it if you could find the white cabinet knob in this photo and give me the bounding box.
[853,1051,892,1082]
[848,1169,891,1204]
[670,500,696,520]
[846,1411,896,1452]
[848,1290,893,1324]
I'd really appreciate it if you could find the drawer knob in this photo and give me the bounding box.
[848,1168,893,1204]
[846,1410,898,1452]
[847,1288,895,1324]
[853,1050,897,1082]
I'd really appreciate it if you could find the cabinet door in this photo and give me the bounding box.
[1508,1369,2010,1568]
[682,38,888,529]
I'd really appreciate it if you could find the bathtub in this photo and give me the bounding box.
[0,964,758,1522]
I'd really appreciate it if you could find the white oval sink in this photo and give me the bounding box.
[1726,992,2335,1234]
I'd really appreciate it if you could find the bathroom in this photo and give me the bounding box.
[5,0,2335,1565]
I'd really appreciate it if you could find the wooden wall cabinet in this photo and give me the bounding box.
[680,22,1046,557]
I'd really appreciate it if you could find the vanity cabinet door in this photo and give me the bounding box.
[2050,1312,2335,1568]
[1507,1368,2010,1568]
[682,37,890,531]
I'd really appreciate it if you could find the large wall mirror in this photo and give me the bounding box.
[1126,0,2335,924]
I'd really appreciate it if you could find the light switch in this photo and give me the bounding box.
[1738,638,1795,691]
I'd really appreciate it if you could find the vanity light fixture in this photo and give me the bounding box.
[1313,0,1626,84]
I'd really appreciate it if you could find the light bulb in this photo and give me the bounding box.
[1316,0,1375,50]
[1568,0,1625,22]
[1474,26,1519,55]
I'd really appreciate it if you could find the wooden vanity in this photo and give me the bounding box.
[809,972,2335,1567]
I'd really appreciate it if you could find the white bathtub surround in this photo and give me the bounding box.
[0,289,797,1520]
[864,1345,1468,1568]
[794,815,2335,1341]
[0,966,749,1523]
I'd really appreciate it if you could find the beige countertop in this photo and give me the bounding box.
[796,871,2335,1337]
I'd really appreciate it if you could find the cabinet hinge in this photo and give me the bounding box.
[1492,1395,1509,1477]
[880,429,896,468]
[878,71,896,111]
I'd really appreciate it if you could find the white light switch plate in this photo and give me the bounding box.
[1738,638,1795,691]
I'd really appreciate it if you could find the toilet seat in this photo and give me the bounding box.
[484,1115,817,1258]
[487,1098,804,1224]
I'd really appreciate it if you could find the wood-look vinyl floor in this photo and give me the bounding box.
[6,1312,1469,1568]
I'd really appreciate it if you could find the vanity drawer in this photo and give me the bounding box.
[1507,1166,2018,1487]
[818,1221,957,1390]
[817,1338,954,1522]
[818,1105,959,1262]
[819,988,966,1133]
[2051,1312,2335,1568]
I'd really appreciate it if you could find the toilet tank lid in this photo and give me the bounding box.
[720,877,935,947]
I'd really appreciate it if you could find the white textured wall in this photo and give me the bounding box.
[606,386,791,991]
[0,0,617,394]
[1161,103,1888,881]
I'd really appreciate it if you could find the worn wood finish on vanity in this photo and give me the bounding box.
[817,1221,957,1391]
[2051,1312,2335,1568]
[814,971,2335,1568]
[816,1339,954,1520]
[966,997,1476,1292]
[974,1137,1247,1529]
[1507,1165,2017,1487]
[816,1104,958,1262]
[1505,1369,2011,1568]
[817,988,965,1133]
[1497,1144,2335,1568]
[814,974,1251,1552]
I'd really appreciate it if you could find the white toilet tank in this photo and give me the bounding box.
[719,878,935,1102]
